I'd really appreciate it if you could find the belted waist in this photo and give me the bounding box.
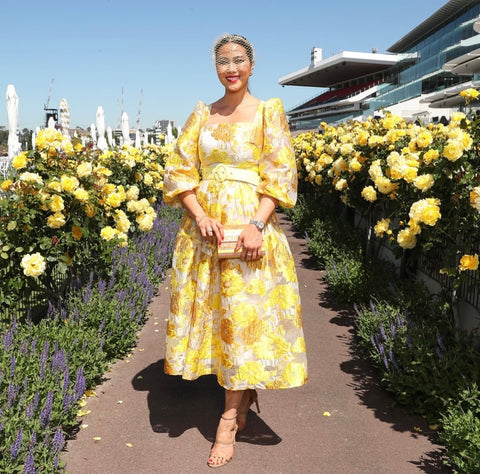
[201,164,260,186]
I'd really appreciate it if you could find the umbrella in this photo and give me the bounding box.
[47,116,56,129]
[96,106,108,151]
[59,98,70,136]
[143,130,149,147]
[6,84,21,159]
[90,123,97,147]
[121,112,132,146]
[135,130,141,148]
[166,121,173,144]
[107,126,114,147]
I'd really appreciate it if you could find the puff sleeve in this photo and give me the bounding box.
[258,98,298,209]
[163,101,208,207]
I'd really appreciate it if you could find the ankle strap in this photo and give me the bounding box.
[221,412,237,421]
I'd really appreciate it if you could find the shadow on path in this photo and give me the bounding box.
[131,360,282,446]
[319,289,451,474]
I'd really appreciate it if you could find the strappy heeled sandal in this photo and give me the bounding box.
[237,389,260,431]
[207,412,238,468]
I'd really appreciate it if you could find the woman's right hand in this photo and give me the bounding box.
[196,214,224,244]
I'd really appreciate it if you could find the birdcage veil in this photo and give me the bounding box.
[211,33,256,69]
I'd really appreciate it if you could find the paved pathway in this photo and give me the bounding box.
[62,215,452,474]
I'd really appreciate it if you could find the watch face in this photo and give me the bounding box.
[251,219,265,230]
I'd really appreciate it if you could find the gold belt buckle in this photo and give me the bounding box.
[212,164,227,182]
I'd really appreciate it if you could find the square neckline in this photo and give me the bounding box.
[205,101,264,126]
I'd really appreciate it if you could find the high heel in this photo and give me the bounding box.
[207,412,238,468]
[237,389,260,431]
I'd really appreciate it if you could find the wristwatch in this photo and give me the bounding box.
[249,219,265,231]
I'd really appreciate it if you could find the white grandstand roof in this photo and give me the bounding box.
[278,51,398,88]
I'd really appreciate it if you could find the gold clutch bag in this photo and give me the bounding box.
[218,225,245,259]
[217,225,265,259]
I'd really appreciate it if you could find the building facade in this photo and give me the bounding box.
[279,0,480,130]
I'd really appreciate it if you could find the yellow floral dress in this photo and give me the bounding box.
[163,98,307,390]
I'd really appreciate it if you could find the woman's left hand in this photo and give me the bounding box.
[235,224,263,261]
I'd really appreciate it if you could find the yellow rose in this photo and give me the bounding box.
[47,212,66,229]
[397,228,417,249]
[422,149,439,165]
[470,187,480,211]
[94,166,113,177]
[409,198,441,226]
[135,198,150,212]
[348,157,362,172]
[48,194,65,212]
[339,143,354,156]
[47,180,62,192]
[21,252,46,277]
[74,187,89,202]
[100,226,116,241]
[60,175,79,192]
[442,140,464,162]
[114,210,131,233]
[126,185,140,201]
[460,88,479,101]
[374,218,390,238]
[12,152,28,170]
[105,192,122,208]
[136,213,154,231]
[19,172,43,185]
[361,186,377,202]
[143,173,153,186]
[77,162,93,178]
[408,218,422,235]
[375,177,397,195]
[1,179,13,191]
[35,128,63,150]
[459,254,479,271]
[335,178,347,191]
[402,166,418,183]
[414,174,434,192]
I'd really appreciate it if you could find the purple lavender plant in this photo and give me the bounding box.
[73,367,86,400]
[51,427,65,454]
[23,448,37,474]
[388,347,399,370]
[379,323,387,341]
[40,391,54,428]
[436,331,446,351]
[10,354,16,378]
[4,328,13,350]
[378,342,389,371]
[10,427,23,459]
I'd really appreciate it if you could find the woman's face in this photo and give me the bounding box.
[215,42,253,93]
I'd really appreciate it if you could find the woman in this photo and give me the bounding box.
[163,33,307,468]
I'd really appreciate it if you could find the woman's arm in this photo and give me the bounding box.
[178,190,224,243]
[235,194,278,260]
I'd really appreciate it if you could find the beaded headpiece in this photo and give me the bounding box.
[211,33,255,69]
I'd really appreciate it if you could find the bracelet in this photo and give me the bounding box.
[196,214,208,224]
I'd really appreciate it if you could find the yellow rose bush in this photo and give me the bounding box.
[292,90,480,283]
[0,128,169,311]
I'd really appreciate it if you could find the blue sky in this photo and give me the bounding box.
[1,0,447,131]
